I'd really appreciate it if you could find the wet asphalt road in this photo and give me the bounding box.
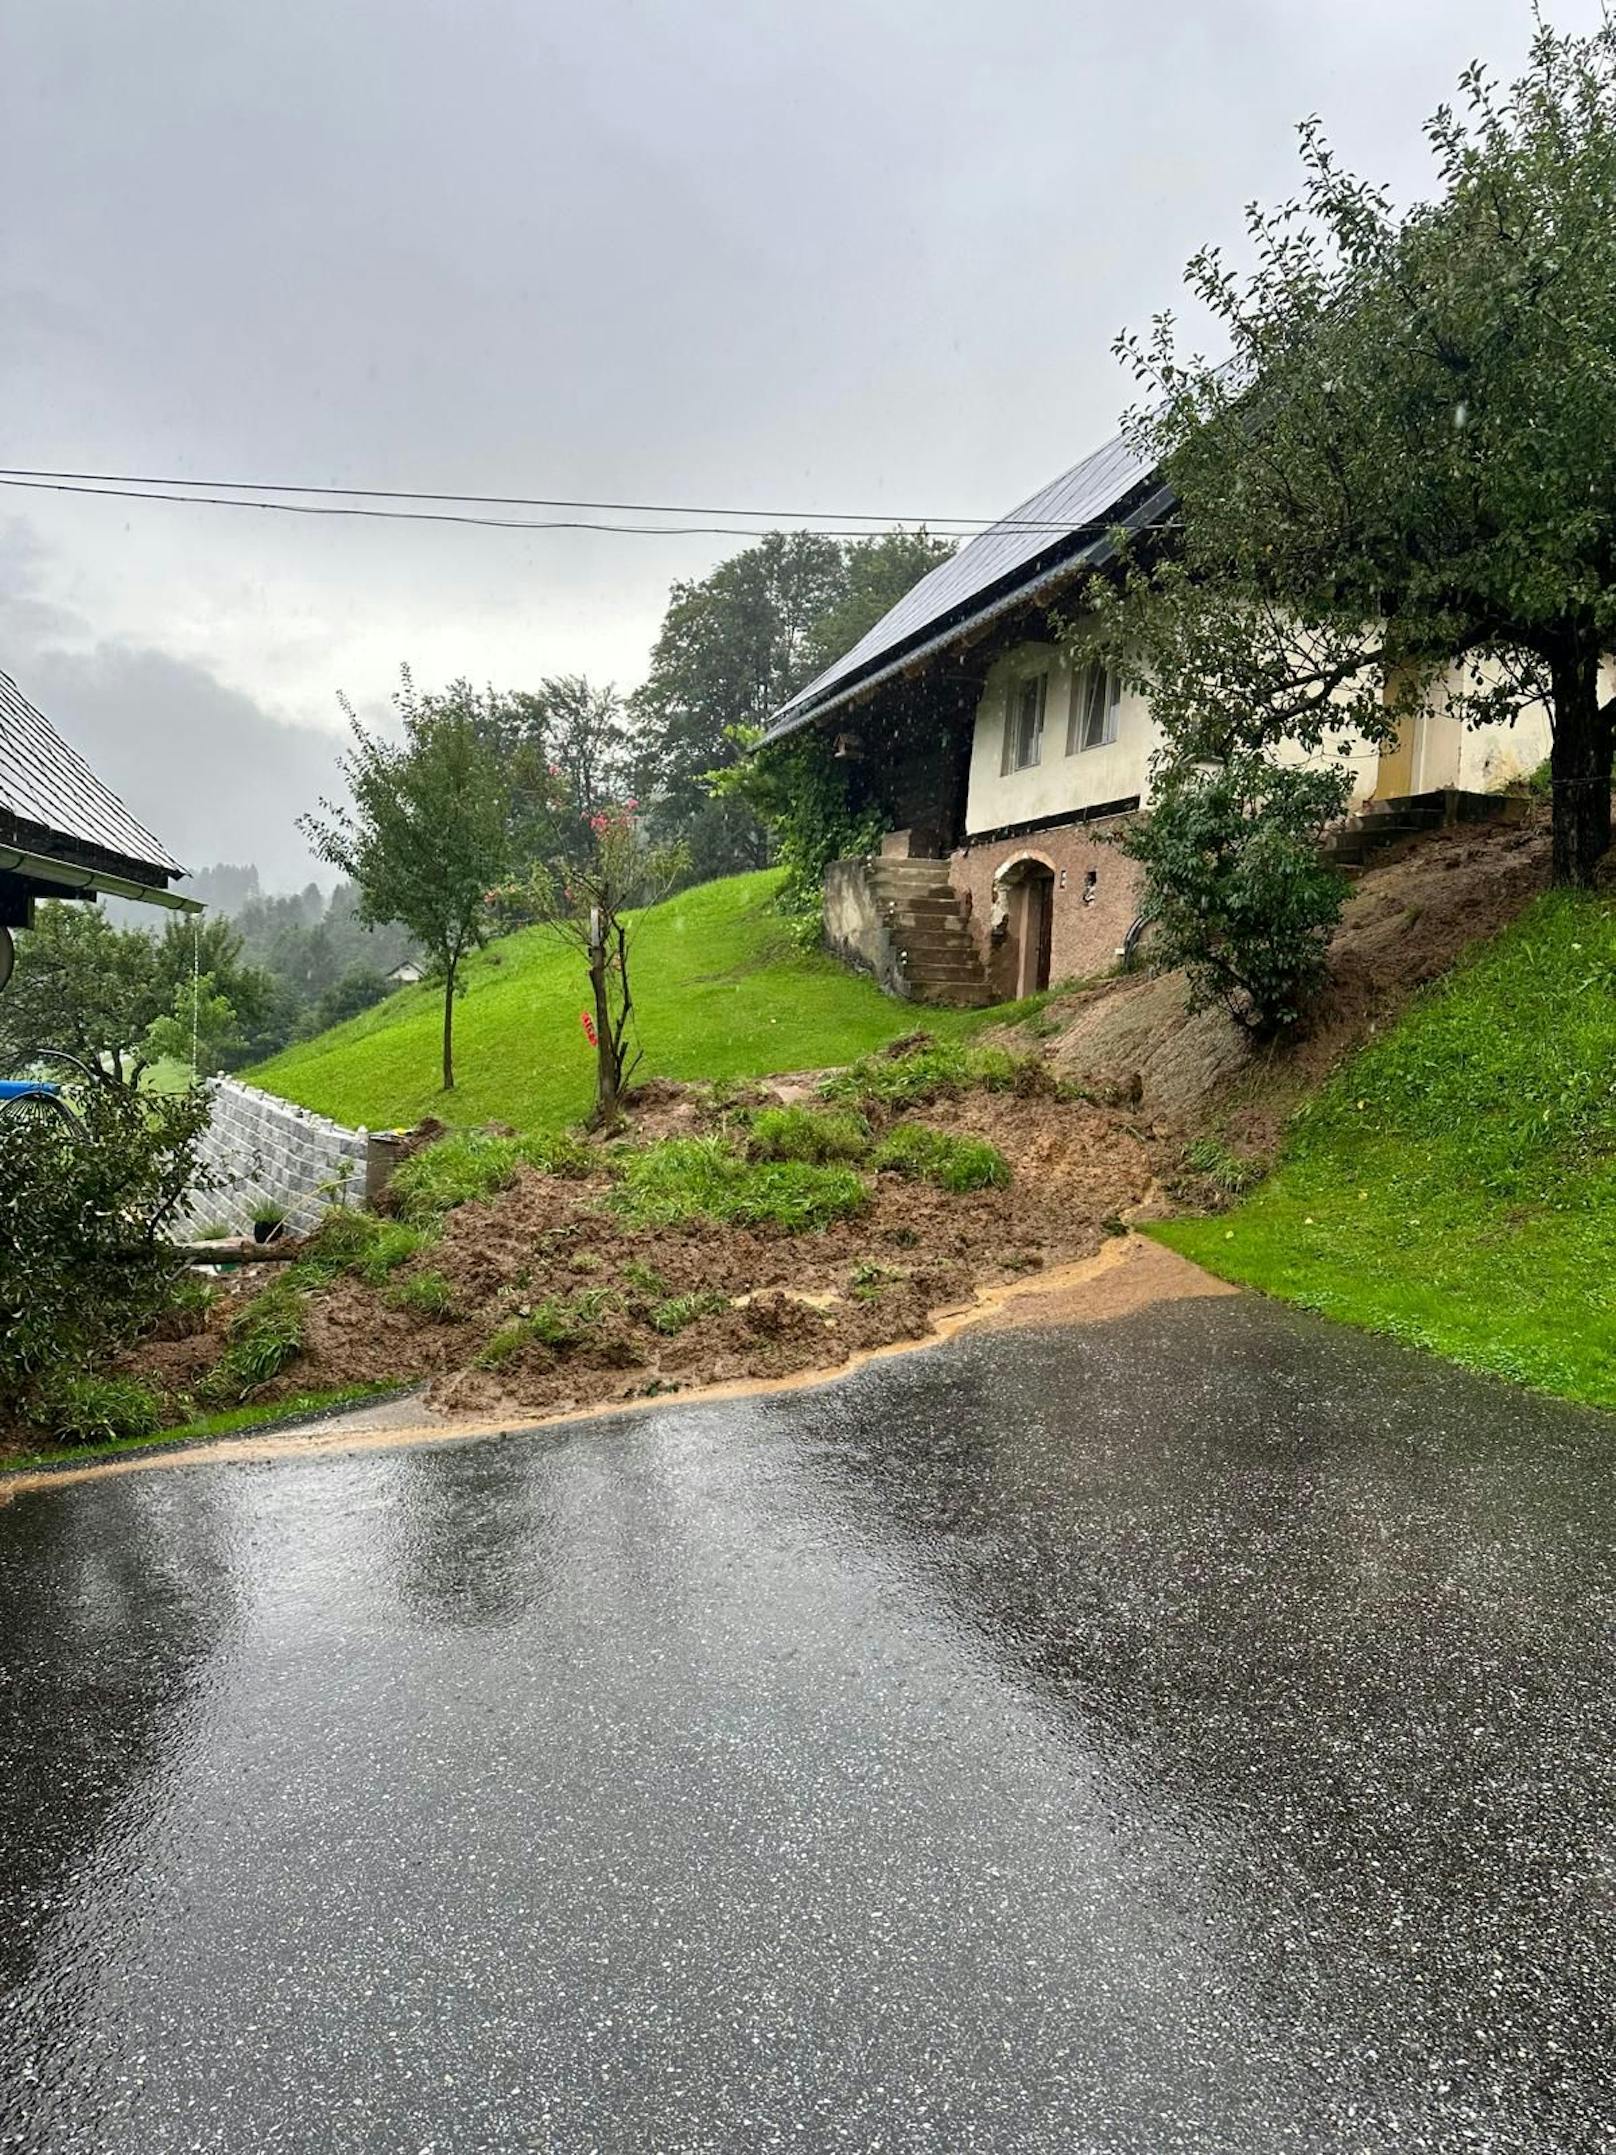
[3,1297,1616,2154]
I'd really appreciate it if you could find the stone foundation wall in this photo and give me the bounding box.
[948,820,1143,996]
[186,1077,376,1238]
[823,858,911,1000]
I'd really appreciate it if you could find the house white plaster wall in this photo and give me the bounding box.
[963,637,1384,833]
[959,634,1594,837]
[1271,726,1383,807]
[964,642,1156,836]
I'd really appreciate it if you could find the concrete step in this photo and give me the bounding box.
[888,907,972,931]
[901,942,985,969]
[912,986,993,1008]
[871,881,957,904]
[895,938,975,963]
[904,962,990,989]
[895,944,978,972]
[1358,810,1442,836]
[876,883,958,908]
[884,896,965,921]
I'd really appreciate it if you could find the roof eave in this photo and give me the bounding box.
[0,840,202,912]
[758,480,1176,746]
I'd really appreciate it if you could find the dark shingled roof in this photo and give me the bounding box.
[761,430,1169,743]
[0,666,186,881]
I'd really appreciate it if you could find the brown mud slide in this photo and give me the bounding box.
[1,1239,1230,1501]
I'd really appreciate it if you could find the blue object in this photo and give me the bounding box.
[0,1080,58,1102]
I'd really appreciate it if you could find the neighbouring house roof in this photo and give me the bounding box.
[761,430,1173,745]
[0,666,196,908]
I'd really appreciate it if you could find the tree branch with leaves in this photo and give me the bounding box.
[301,669,516,1092]
[1079,16,1616,886]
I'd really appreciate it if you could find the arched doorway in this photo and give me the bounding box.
[993,856,1056,999]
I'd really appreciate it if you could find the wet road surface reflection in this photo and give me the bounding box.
[2,1295,1614,2151]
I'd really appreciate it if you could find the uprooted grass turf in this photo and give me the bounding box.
[1157,890,1616,1412]
[249,871,988,1138]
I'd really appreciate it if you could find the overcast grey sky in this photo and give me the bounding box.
[2,0,1602,885]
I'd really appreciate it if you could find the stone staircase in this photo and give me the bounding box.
[866,857,993,1008]
[1322,787,1514,872]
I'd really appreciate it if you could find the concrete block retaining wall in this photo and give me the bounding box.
[185,1077,374,1238]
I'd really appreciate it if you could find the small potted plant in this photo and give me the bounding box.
[250,1201,289,1246]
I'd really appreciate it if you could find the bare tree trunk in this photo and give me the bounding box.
[441,956,457,1091]
[588,919,618,1124]
[1549,648,1612,887]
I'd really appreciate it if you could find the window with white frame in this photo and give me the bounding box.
[1067,662,1121,753]
[1001,670,1047,774]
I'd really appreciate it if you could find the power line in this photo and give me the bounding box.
[0,462,1004,526]
[0,473,911,537]
[0,463,1152,539]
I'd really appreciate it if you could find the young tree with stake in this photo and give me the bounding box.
[505,804,685,1126]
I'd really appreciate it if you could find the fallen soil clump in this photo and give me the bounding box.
[1000,815,1552,1155]
[117,1056,1173,1436]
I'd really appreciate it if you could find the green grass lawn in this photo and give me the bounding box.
[248,871,987,1136]
[1157,890,1616,1412]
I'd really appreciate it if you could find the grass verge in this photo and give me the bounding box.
[3,1385,400,1477]
[1155,890,1616,1412]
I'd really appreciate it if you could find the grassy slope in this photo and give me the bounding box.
[249,871,984,1136]
[1157,890,1616,1411]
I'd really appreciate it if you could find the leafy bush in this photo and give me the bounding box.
[747,1105,871,1164]
[709,726,889,941]
[37,1374,165,1448]
[609,1136,870,1231]
[389,1131,522,1220]
[206,1281,307,1401]
[0,1078,211,1436]
[1114,751,1351,1035]
[872,1123,1011,1191]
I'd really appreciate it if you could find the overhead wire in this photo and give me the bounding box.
[0,465,1161,541]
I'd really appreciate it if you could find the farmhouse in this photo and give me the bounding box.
[0,667,198,983]
[762,432,1552,1004]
